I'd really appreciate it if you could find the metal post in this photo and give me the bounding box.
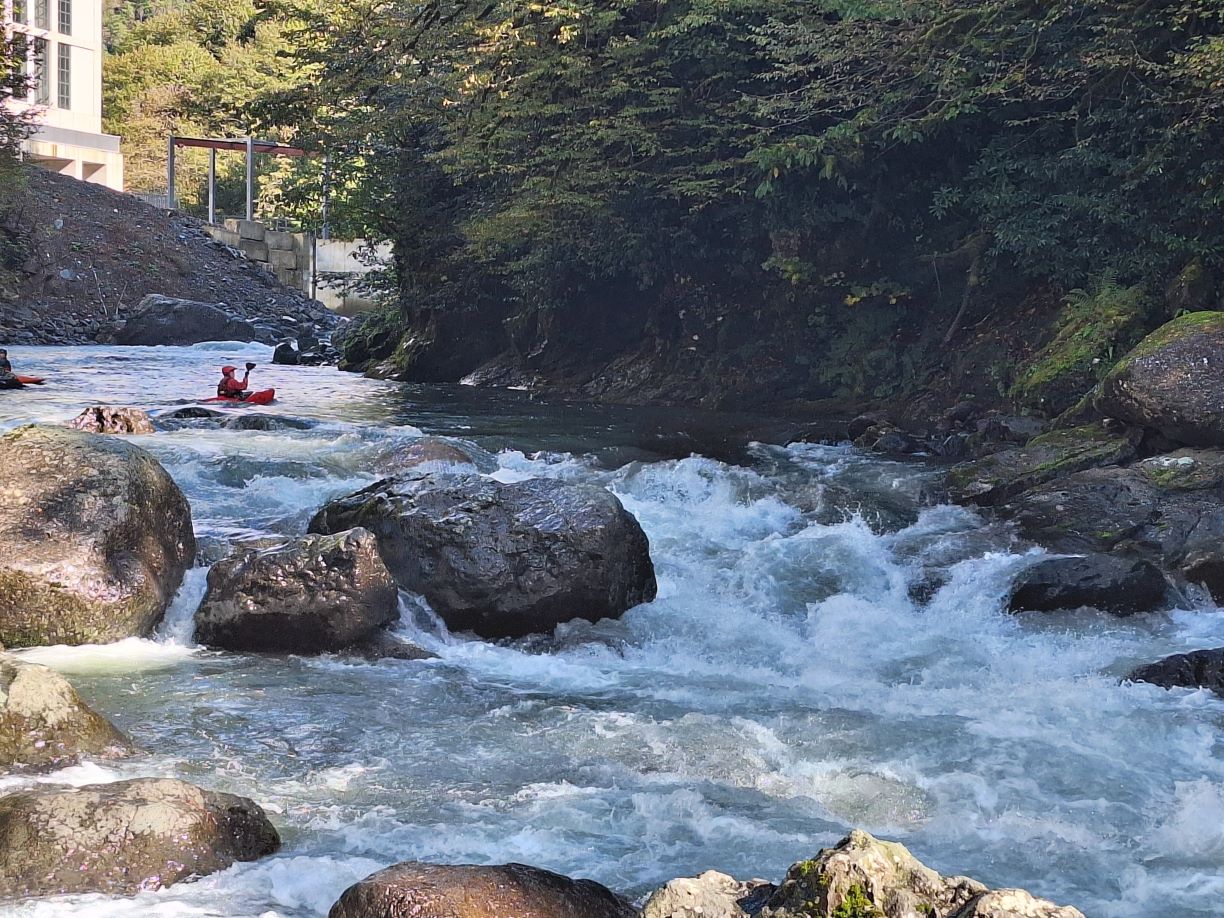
[320,153,331,240]
[166,134,176,210]
[207,147,217,224]
[245,136,255,221]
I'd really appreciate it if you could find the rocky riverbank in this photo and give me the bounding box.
[0,169,339,347]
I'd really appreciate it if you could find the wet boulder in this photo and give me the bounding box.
[643,870,776,918]
[67,406,155,435]
[328,862,635,918]
[195,528,399,653]
[0,778,280,897]
[1097,311,1224,447]
[108,294,263,345]
[1128,648,1224,695]
[310,472,657,638]
[0,426,196,647]
[273,341,300,365]
[758,830,1083,918]
[0,656,134,772]
[946,425,1138,507]
[1008,555,1167,616]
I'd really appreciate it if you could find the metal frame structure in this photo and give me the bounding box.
[166,134,307,223]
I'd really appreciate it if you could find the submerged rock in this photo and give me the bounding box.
[0,656,134,772]
[0,426,196,647]
[195,528,399,653]
[946,424,1138,507]
[310,472,657,638]
[107,294,262,345]
[1008,555,1167,616]
[273,340,300,365]
[0,777,280,897]
[1128,648,1224,695]
[222,413,314,431]
[67,406,155,435]
[757,830,1083,918]
[380,436,499,475]
[1097,311,1224,447]
[643,870,775,918]
[328,862,635,918]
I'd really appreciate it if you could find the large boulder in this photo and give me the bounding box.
[0,777,280,897]
[67,406,155,435]
[0,656,134,772]
[0,426,196,647]
[946,425,1138,507]
[1008,555,1167,616]
[642,870,775,918]
[758,830,1083,918]
[309,472,657,638]
[195,528,399,653]
[378,436,499,476]
[328,862,635,918]
[1097,311,1224,446]
[1128,648,1224,695]
[110,294,262,345]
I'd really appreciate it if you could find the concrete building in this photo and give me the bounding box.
[3,0,123,190]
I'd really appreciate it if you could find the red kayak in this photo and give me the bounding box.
[202,388,276,406]
[15,376,44,385]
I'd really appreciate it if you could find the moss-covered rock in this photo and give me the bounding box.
[1164,259,1217,318]
[0,777,280,897]
[945,424,1138,507]
[0,655,135,772]
[757,830,1083,918]
[1010,284,1149,416]
[0,426,196,647]
[1097,311,1224,446]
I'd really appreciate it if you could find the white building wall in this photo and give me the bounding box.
[2,0,124,190]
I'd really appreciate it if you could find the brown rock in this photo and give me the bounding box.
[67,406,155,435]
[328,862,636,918]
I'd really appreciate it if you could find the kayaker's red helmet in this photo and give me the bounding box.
[221,365,237,376]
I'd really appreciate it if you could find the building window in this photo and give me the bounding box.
[56,42,69,109]
[57,0,70,35]
[33,38,49,105]
[34,0,49,30]
[11,35,29,100]
[12,0,27,26]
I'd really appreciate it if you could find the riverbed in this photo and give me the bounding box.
[3,344,1224,918]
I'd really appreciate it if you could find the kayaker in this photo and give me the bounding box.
[0,348,19,389]
[216,362,257,399]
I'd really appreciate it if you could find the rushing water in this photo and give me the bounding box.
[3,344,1224,918]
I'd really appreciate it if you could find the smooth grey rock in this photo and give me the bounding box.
[110,294,263,345]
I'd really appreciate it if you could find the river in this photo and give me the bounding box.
[2,344,1224,918]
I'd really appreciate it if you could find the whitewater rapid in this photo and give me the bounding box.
[3,345,1224,917]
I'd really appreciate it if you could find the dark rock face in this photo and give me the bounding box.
[946,425,1138,507]
[378,436,499,476]
[195,529,399,653]
[0,778,280,897]
[0,426,196,647]
[1129,649,1224,694]
[110,294,263,345]
[67,406,155,434]
[1008,555,1167,616]
[1097,311,1224,447]
[310,472,657,638]
[0,656,135,772]
[328,862,636,918]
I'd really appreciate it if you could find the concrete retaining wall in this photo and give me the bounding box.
[202,221,389,316]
